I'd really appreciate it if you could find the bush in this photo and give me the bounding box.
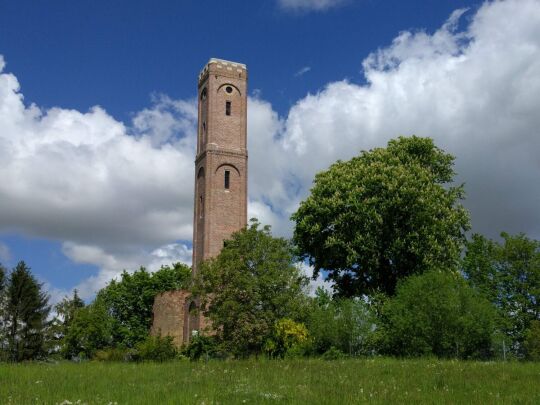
[321,346,346,360]
[134,335,177,362]
[93,347,132,362]
[264,318,309,358]
[376,270,497,359]
[183,334,219,361]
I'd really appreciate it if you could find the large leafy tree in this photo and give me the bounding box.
[194,219,308,358]
[463,232,540,356]
[292,136,470,297]
[6,261,51,361]
[376,270,496,359]
[95,263,190,348]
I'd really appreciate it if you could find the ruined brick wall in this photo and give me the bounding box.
[150,290,191,346]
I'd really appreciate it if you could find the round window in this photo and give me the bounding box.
[225,86,233,94]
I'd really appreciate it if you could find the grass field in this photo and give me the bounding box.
[1,358,540,404]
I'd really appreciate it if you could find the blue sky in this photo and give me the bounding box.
[0,0,539,303]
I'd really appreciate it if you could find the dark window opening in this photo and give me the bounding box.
[201,88,207,100]
[202,122,206,144]
[225,101,231,116]
[224,170,230,189]
[226,86,233,94]
[199,195,204,218]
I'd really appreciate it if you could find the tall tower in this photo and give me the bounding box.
[192,58,248,274]
[151,58,248,346]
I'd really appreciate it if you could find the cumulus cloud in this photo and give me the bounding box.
[1,0,539,299]
[0,57,197,297]
[251,0,540,244]
[278,0,348,12]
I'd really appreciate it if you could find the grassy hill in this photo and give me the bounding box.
[1,358,540,404]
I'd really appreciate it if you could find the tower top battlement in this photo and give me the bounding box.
[198,58,248,85]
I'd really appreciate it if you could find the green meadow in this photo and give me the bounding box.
[1,358,540,404]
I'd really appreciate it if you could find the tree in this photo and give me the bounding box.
[0,263,6,359]
[376,270,496,359]
[62,301,113,359]
[5,261,51,361]
[50,290,85,355]
[292,136,470,297]
[524,320,540,361]
[95,263,191,348]
[306,288,374,356]
[194,219,308,358]
[463,232,540,356]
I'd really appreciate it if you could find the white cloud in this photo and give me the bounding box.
[61,241,192,299]
[0,242,10,263]
[278,0,348,12]
[294,66,312,77]
[0,57,197,297]
[250,0,540,242]
[1,0,539,301]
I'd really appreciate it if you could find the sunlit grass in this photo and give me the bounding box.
[1,358,539,404]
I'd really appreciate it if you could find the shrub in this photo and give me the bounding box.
[264,318,309,358]
[376,270,497,359]
[93,347,132,362]
[134,335,177,361]
[183,334,219,361]
[321,346,346,360]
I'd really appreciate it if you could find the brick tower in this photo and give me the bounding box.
[193,58,248,275]
[150,58,248,346]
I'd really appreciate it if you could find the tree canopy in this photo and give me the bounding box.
[194,219,308,358]
[463,232,540,356]
[292,136,470,297]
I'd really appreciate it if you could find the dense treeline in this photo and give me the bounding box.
[0,136,539,362]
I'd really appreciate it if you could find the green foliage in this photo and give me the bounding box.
[183,334,219,361]
[194,219,308,358]
[376,270,496,359]
[49,290,85,354]
[321,346,346,360]
[95,263,191,348]
[524,320,540,361]
[292,136,470,297]
[0,263,6,360]
[134,335,177,362]
[306,289,374,356]
[62,301,113,359]
[264,318,309,358]
[463,232,540,356]
[5,261,50,362]
[93,347,132,362]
